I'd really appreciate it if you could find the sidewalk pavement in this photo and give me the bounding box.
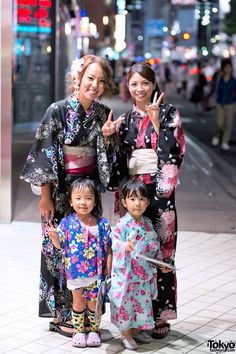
[0,221,235,354]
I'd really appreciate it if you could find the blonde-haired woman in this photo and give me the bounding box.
[21,54,122,337]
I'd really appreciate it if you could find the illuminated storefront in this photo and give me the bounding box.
[13,0,55,124]
[0,0,76,222]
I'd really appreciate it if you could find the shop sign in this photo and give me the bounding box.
[17,0,52,34]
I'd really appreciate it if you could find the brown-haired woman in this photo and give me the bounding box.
[20,54,122,337]
[110,62,186,341]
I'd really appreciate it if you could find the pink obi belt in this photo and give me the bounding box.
[63,145,96,175]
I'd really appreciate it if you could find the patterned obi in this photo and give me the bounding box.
[63,145,96,175]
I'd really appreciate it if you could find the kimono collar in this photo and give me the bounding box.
[125,212,146,227]
[133,103,148,117]
[68,95,95,117]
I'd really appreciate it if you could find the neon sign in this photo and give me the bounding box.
[17,0,52,33]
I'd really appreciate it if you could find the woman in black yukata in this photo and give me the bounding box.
[108,63,186,339]
[21,54,123,337]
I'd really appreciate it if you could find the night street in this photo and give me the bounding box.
[166,90,236,234]
[2,1,236,352]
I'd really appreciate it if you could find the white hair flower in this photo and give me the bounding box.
[71,57,84,77]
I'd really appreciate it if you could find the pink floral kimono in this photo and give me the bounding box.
[110,212,162,332]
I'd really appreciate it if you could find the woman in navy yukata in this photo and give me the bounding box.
[20,54,123,337]
[107,62,186,339]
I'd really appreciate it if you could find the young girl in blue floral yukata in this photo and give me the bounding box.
[109,180,162,351]
[47,177,112,348]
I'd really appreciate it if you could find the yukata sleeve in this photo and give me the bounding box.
[55,219,68,285]
[96,104,118,192]
[111,219,131,272]
[148,220,163,261]
[57,220,67,250]
[20,102,64,188]
[107,113,130,191]
[101,218,112,249]
[156,105,186,198]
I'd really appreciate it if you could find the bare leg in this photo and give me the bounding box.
[121,329,138,350]
[122,328,134,339]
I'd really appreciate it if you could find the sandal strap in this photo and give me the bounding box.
[155,322,170,330]
[57,321,74,329]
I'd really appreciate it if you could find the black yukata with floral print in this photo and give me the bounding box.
[112,103,186,323]
[21,95,115,320]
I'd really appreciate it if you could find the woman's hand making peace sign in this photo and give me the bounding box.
[102,110,125,137]
[145,92,165,134]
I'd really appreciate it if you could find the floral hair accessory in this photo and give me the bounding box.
[71,57,84,94]
[71,57,84,77]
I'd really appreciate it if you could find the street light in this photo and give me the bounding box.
[114,14,126,53]
[182,32,191,40]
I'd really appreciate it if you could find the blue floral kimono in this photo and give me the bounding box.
[57,213,111,289]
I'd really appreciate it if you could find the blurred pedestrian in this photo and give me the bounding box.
[210,59,236,150]
[181,63,188,98]
[175,64,182,95]
[163,63,173,97]
[119,71,131,102]
[20,54,122,336]
[190,62,207,114]
[108,62,186,339]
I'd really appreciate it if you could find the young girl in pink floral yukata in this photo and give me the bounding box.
[109,180,162,351]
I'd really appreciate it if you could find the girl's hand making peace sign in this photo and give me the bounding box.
[145,92,165,134]
[102,110,125,137]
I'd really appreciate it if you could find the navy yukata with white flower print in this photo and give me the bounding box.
[20,95,115,321]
